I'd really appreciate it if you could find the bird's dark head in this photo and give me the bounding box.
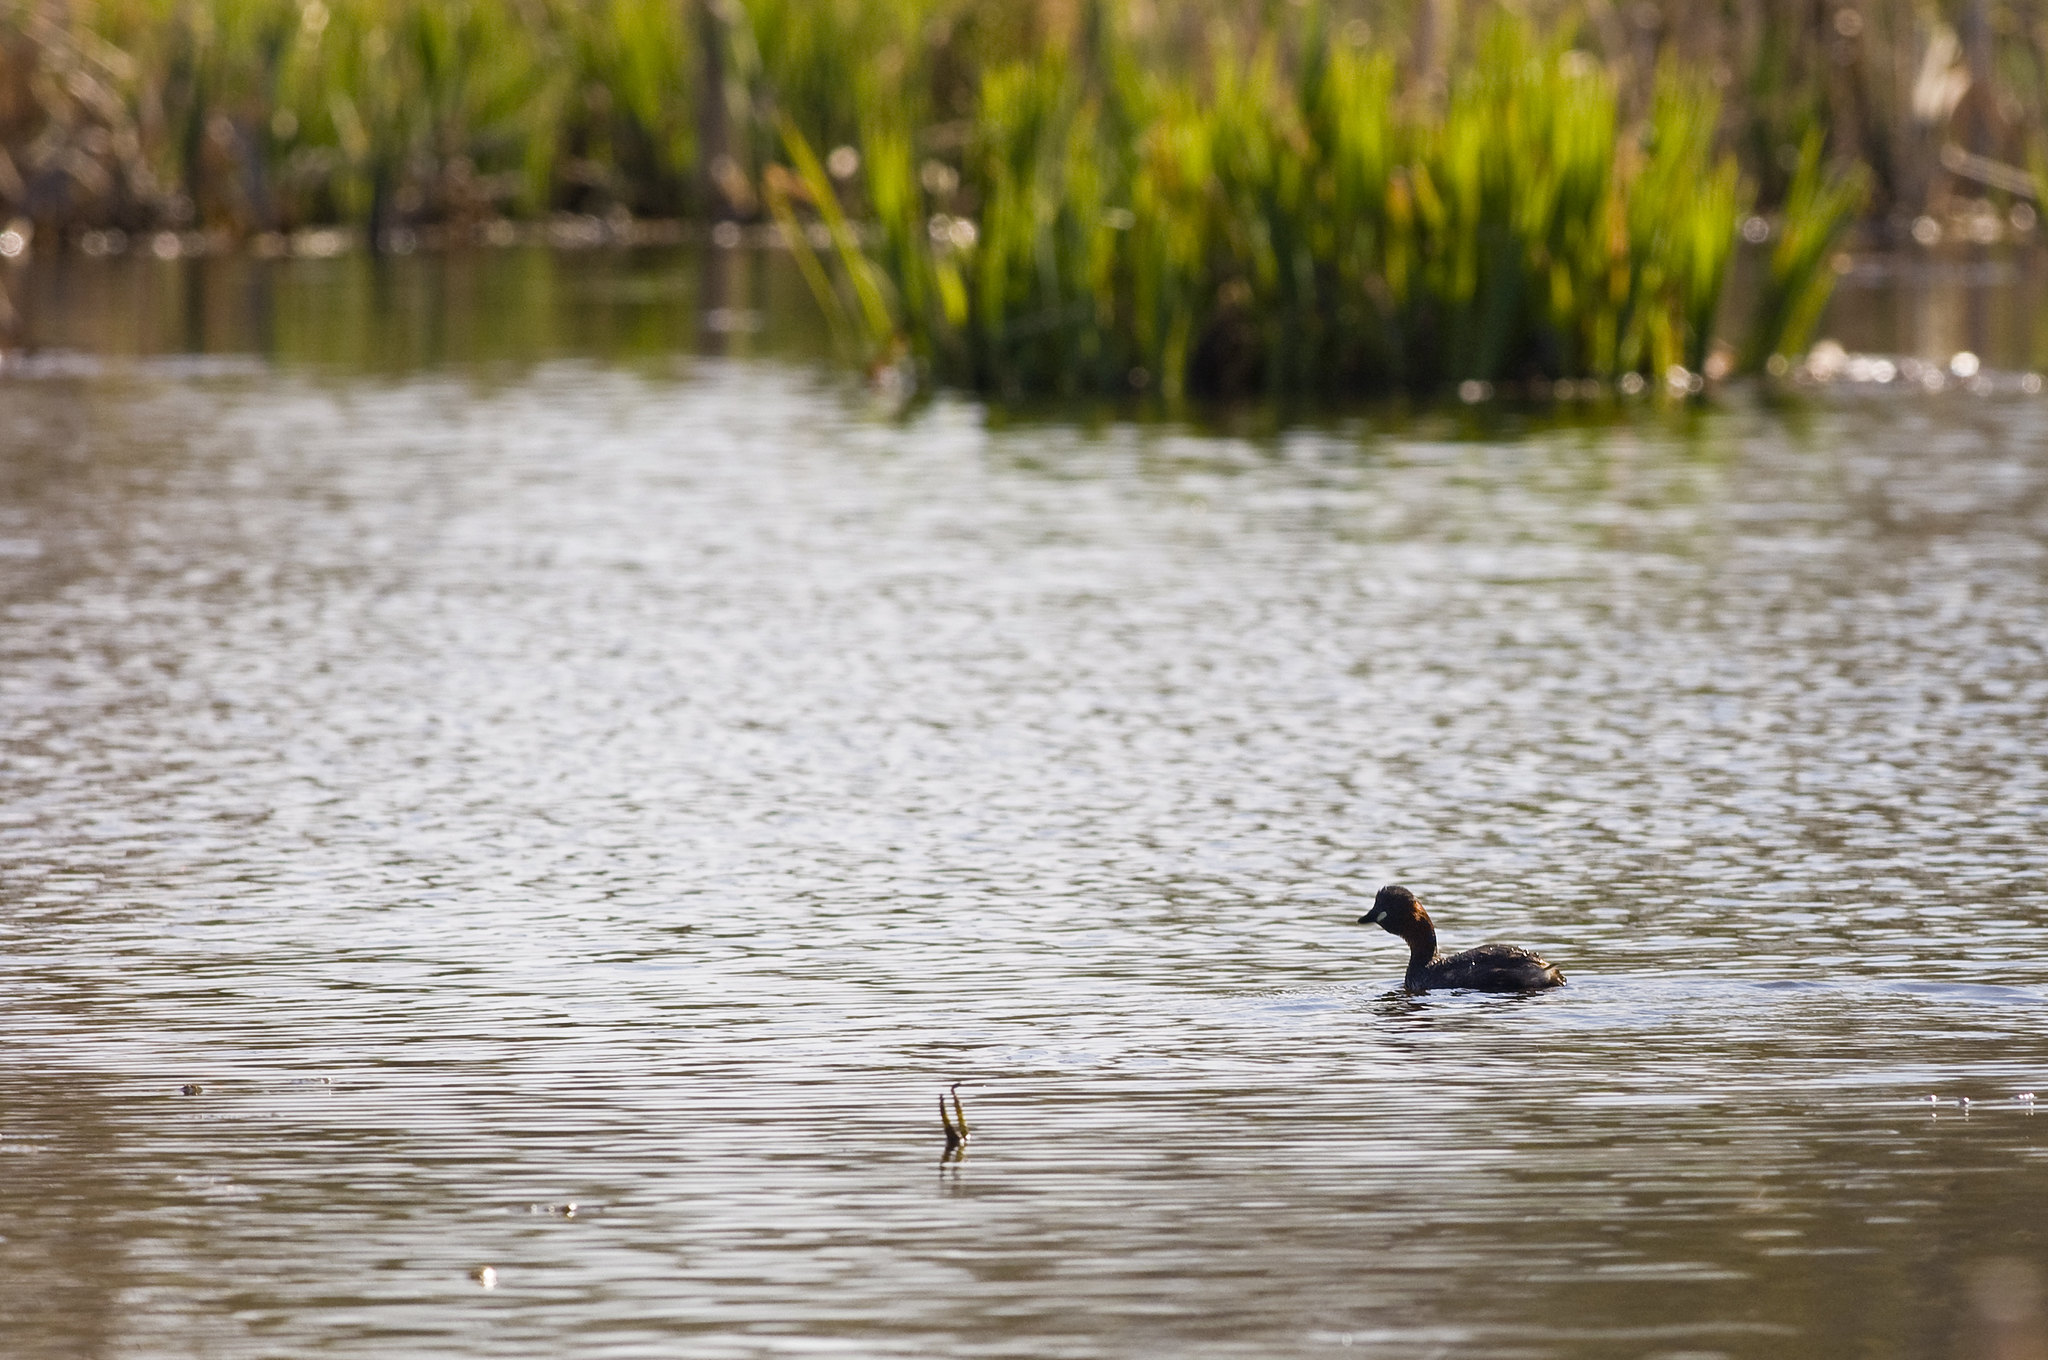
[1358,884,1426,934]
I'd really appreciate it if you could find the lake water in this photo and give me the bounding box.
[3,248,2046,1359]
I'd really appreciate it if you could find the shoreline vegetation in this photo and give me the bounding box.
[4,1,2045,397]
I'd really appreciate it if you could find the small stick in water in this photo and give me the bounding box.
[940,1082,970,1162]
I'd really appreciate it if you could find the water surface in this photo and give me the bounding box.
[2,251,2047,1359]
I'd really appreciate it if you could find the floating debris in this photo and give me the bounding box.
[180,1084,205,1096]
[470,1265,498,1289]
[1917,1093,2045,1114]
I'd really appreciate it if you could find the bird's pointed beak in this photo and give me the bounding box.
[1357,908,1382,926]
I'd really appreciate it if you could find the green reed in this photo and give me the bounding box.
[51,0,707,230]
[812,11,1759,399]
[1739,128,1870,374]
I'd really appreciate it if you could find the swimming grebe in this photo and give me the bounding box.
[1357,885,1565,993]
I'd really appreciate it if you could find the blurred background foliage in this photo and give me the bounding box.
[2,0,2041,393]
[4,0,2038,236]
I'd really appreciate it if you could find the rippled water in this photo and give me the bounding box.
[3,253,2047,1359]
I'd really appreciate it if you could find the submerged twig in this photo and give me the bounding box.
[939,1081,970,1162]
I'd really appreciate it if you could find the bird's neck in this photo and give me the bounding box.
[1400,915,1440,982]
